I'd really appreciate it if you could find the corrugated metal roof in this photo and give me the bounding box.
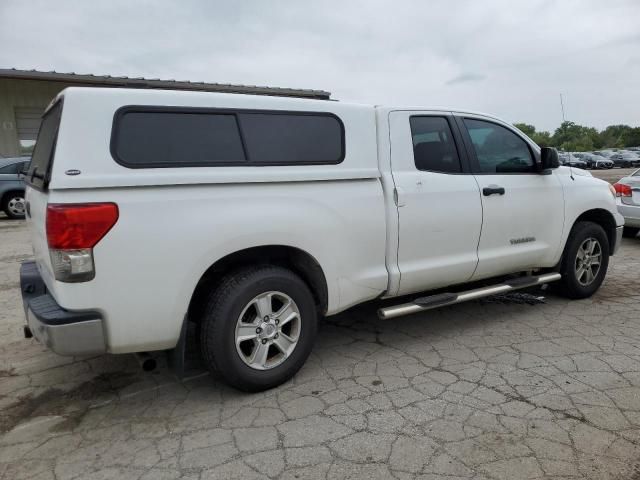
[0,68,331,100]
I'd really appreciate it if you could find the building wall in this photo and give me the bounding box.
[0,79,76,157]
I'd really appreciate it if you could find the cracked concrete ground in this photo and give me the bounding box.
[1,216,640,480]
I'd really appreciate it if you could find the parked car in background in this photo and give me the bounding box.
[570,152,589,166]
[614,168,640,238]
[594,150,615,158]
[0,156,30,219]
[620,150,640,160]
[562,153,588,169]
[610,152,640,168]
[582,153,614,169]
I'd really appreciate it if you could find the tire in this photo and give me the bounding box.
[1,191,26,219]
[555,221,610,299]
[200,265,318,392]
[623,227,640,238]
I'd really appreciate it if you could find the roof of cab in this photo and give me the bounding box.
[374,105,505,122]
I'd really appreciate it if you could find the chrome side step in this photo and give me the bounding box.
[378,273,561,320]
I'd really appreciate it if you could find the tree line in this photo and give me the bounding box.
[514,122,640,152]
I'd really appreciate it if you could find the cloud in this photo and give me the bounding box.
[0,0,639,131]
[446,73,486,86]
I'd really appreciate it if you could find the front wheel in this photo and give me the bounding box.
[2,191,26,219]
[200,265,318,392]
[555,221,610,299]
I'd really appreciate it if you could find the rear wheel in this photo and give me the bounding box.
[1,191,25,219]
[555,221,610,299]
[200,265,318,392]
[623,227,639,238]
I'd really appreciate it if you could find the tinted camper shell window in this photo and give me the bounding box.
[111,107,345,168]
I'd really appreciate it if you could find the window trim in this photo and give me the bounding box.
[454,115,542,175]
[25,99,63,192]
[0,162,21,174]
[110,105,346,169]
[408,114,471,175]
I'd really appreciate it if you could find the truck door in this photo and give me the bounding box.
[454,115,564,280]
[389,111,482,296]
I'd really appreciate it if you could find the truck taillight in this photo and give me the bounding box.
[613,183,632,197]
[46,203,119,282]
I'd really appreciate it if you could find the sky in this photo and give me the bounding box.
[1,0,638,132]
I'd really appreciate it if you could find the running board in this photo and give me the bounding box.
[378,273,561,320]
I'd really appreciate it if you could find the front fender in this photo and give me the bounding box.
[558,174,623,260]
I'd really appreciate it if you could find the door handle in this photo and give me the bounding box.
[483,186,505,196]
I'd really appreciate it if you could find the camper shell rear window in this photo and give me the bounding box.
[26,101,62,190]
[111,106,345,168]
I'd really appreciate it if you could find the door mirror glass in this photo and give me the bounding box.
[540,147,560,170]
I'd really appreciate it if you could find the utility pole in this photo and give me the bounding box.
[559,93,566,123]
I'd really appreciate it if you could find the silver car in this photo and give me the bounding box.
[615,168,640,238]
[0,157,30,219]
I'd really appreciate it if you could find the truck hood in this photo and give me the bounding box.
[557,166,593,177]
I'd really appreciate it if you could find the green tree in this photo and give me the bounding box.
[514,123,536,137]
[551,122,599,151]
[514,121,640,150]
[625,127,640,147]
[513,123,552,147]
[532,130,552,147]
[598,125,631,148]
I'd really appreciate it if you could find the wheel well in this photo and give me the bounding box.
[188,246,329,323]
[573,209,617,250]
[1,189,24,206]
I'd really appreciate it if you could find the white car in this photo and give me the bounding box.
[614,168,640,238]
[21,87,624,391]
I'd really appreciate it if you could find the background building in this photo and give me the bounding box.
[0,68,330,158]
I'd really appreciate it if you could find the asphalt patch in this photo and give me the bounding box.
[0,371,138,434]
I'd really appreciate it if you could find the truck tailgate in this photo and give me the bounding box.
[23,101,64,292]
[25,186,57,290]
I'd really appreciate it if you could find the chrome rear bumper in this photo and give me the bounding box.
[21,262,106,356]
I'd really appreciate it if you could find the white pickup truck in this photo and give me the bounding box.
[21,87,624,391]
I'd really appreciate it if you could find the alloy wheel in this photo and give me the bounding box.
[234,291,302,370]
[575,237,602,286]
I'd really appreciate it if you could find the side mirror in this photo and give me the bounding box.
[540,147,560,171]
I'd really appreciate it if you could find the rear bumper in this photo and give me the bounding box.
[613,225,624,254]
[20,261,106,356]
